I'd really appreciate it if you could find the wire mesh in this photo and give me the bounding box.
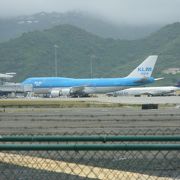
[0,149,179,179]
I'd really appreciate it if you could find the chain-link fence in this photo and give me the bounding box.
[2,128,180,137]
[0,149,180,180]
[0,135,180,180]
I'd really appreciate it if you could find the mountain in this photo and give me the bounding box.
[0,12,161,42]
[0,23,179,85]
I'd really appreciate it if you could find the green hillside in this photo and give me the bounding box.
[0,23,179,85]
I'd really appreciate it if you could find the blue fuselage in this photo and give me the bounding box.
[22,77,155,94]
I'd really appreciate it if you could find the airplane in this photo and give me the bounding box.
[22,55,158,97]
[0,73,15,80]
[107,81,180,97]
[0,72,16,85]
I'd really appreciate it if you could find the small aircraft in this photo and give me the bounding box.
[0,72,16,79]
[22,55,159,97]
[107,81,180,97]
[0,72,16,85]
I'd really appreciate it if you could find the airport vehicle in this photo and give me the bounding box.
[22,55,158,97]
[107,82,180,97]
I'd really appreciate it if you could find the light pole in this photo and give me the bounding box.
[90,55,96,78]
[54,44,58,77]
[90,58,93,78]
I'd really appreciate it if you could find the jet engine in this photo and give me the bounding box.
[50,88,71,97]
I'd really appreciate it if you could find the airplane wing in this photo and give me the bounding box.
[134,76,164,83]
[70,86,86,95]
[50,86,88,97]
[154,77,164,81]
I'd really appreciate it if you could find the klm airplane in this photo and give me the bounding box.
[22,55,158,97]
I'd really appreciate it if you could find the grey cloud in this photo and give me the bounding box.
[0,0,180,25]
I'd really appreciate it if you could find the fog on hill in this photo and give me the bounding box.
[0,0,180,85]
[0,12,163,42]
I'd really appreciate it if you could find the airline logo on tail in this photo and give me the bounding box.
[138,67,153,76]
[127,55,158,78]
[175,81,180,87]
[138,67,152,72]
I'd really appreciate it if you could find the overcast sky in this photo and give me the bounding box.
[0,0,180,25]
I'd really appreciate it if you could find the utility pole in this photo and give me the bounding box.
[54,44,58,77]
[90,57,93,78]
[90,55,96,78]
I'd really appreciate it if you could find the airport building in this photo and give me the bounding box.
[0,83,32,97]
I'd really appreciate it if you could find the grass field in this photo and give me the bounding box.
[0,98,140,108]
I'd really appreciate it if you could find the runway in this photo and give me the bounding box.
[57,95,180,105]
[0,107,179,135]
[0,97,179,179]
[0,96,179,134]
[95,95,180,104]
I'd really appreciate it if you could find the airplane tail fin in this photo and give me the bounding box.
[175,81,180,87]
[127,55,158,78]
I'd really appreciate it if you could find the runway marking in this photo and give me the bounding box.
[0,152,174,180]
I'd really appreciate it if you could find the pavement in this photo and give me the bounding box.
[23,95,180,105]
